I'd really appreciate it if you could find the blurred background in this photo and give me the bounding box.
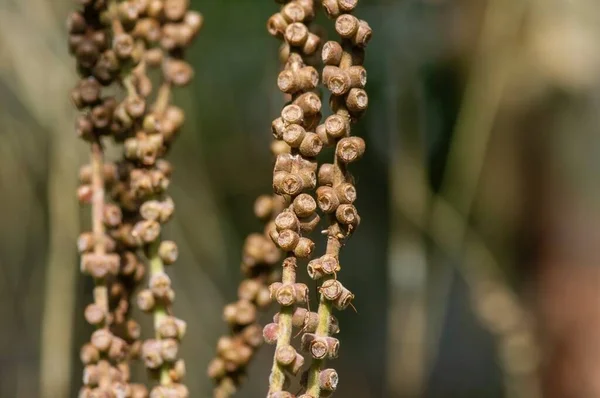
[2,0,600,397]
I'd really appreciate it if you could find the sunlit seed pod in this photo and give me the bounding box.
[335,14,359,38]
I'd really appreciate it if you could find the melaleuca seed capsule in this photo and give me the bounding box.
[293,193,317,217]
[294,237,314,258]
[137,289,155,312]
[275,345,297,366]
[275,211,299,231]
[158,240,178,265]
[336,136,366,163]
[319,368,339,391]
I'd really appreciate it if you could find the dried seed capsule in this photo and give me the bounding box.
[277,67,318,94]
[91,329,113,352]
[299,132,323,157]
[84,303,105,326]
[336,203,359,225]
[323,66,351,96]
[307,258,324,280]
[319,368,339,392]
[140,200,162,221]
[294,283,309,303]
[303,33,320,55]
[235,300,257,325]
[322,40,343,66]
[170,359,186,382]
[132,220,161,243]
[82,365,99,387]
[164,0,189,21]
[207,357,226,379]
[159,240,178,265]
[161,338,179,362]
[320,279,343,301]
[335,14,359,38]
[335,182,357,204]
[281,104,304,125]
[336,136,366,163]
[302,334,327,360]
[103,203,122,227]
[294,237,314,258]
[263,322,280,344]
[276,345,297,366]
[274,153,294,173]
[282,124,306,148]
[298,212,320,233]
[142,339,163,369]
[322,0,341,18]
[149,272,172,300]
[275,211,299,232]
[293,92,321,116]
[238,279,261,301]
[277,229,300,252]
[346,88,369,113]
[113,33,134,59]
[285,22,309,47]
[267,13,289,37]
[281,2,306,22]
[80,343,100,365]
[292,193,317,218]
[347,65,367,88]
[321,254,341,275]
[333,284,355,310]
[108,337,128,362]
[273,171,304,196]
[271,283,296,307]
[324,114,348,139]
[318,163,335,186]
[137,289,155,312]
[353,20,373,48]
[164,59,194,87]
[317,186,340,213]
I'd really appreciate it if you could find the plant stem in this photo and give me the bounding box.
[91,140,108,324]
[147,238,172,386]
[268,255,297,393]
[305,46,353,397]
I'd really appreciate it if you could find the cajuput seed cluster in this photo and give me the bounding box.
[207,185,286,397]
[302,1,370,397]
[70,0,202,396]
[262,1,371,397]
[262,0,333,396]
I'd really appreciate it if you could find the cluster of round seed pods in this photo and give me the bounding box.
[70,0,202,397]
[299,1,371,397]
[208,192,285,397]
[264,0,328,396]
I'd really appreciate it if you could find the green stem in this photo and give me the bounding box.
[147,238,172,386]
[268,257,296,393]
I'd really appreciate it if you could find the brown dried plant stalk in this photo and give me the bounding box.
[300,2,371,397]
[70,0,203,397]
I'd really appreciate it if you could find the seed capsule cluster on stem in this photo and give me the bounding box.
[207,190,286,397]
[264,1,350,397]
[70,1,202,397]
[300,1,371,397]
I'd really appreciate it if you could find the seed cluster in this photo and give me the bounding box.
[262,1,335,396]
[260,1,371,397]
[300,1,371,397]
[70,1,202,397]
[207,190,285,397]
